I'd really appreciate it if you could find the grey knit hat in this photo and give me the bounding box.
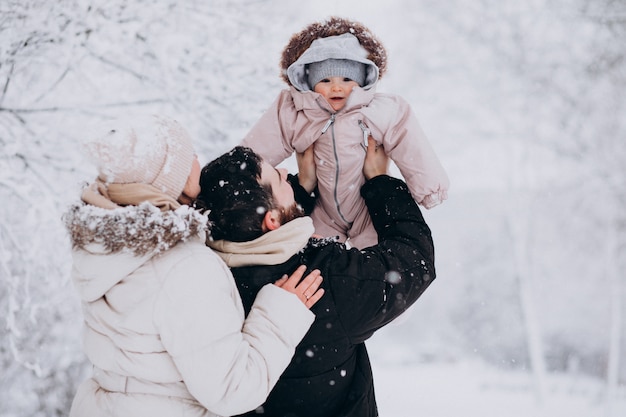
[307,59,367,89]
[84,114,195,200]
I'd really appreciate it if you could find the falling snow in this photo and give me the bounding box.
[1,0,624,416]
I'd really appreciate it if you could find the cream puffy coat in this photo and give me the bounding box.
[66,203,314,417]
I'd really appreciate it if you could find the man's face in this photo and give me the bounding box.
[260,161,304,224]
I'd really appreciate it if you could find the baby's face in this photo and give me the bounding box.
[313,76,360,111]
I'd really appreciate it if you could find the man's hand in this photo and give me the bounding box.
[274,265,324,309]
[363,136,390,180]
[296,145,317,193]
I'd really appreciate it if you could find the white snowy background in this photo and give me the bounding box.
[1,0,625,416]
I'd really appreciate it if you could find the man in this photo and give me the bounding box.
[195,138,437,417]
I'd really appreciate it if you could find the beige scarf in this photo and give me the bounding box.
[81,180,181,212]
[208,217,315,267]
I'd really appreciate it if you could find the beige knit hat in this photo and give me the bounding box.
[83,114,195,200]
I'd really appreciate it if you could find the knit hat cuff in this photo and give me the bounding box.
[307,59,366,89]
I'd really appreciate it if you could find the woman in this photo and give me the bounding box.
[63,114,323,417]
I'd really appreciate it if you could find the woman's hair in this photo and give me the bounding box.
[196,147,274,242]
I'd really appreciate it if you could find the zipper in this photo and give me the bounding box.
[321,113,335,134]
[358,120,370,150]
[322,114,352,228]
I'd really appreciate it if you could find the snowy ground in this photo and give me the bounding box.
[371,356,626,417]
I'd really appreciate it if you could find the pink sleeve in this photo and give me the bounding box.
[379,96,450,208]
[241,90,297,166]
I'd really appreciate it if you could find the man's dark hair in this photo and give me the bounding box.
[195,146,275,242]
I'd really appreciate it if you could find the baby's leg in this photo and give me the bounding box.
[346,214,377,249]
[310,207,348,243]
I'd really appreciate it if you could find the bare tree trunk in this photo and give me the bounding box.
[606,205,622,416]
[509,196,547,403]
[508,140,547,403]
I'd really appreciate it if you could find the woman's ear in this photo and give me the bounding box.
[263,209,282,231]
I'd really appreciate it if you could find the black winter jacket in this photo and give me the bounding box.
[234,175,436,417]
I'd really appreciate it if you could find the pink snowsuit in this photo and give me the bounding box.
[242,34,449,249]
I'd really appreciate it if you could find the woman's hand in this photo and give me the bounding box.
[362,136,390,180]
[296,145,317,193]
[274,265,324,309]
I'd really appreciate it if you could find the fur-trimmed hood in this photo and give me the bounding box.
[63,202,209,302]
[64,202,208,255]
[280,16,388,86]
[286,33,379,92]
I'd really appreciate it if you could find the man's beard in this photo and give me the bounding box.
[277,202,305,225]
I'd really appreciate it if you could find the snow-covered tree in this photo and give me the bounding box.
[1,0,624,415]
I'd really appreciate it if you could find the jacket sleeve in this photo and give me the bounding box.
[240,90,297,166]
[155,246,314,416]
[373,95,450,208]
[331,175,436,344]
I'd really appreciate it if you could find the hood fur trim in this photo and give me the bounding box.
[63,202,209,256]
[280,16,387,85]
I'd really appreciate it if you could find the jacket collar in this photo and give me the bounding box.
[64,202,208,256]
[207,217,315,267]
[289,85,376,114]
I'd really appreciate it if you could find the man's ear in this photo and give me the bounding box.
[263,209,281,231]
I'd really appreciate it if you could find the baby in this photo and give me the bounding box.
[242,17,449,248]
